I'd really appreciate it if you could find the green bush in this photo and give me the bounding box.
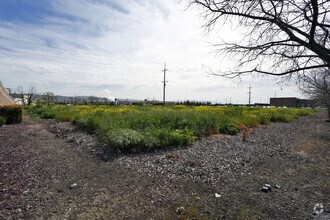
[270,111,293,122]
[102,128,145,153]
[101,128,196,153]
[26,105,316,153]
[258,113,271,125]
[219,123,240,135]
[0,105,23,124]
[153,128,197,147]
[0,116,6,126]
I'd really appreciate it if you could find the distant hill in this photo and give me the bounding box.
[55,95,110,104]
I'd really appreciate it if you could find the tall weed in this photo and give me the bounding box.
[26,105,315,152]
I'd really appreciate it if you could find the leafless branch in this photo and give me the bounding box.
[188,0,330,77]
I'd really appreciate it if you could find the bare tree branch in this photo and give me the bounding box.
[297,68,330,118]
[15,86,37,105]
[188,0,330,77]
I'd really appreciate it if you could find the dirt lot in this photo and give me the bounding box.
[0,110,329,219]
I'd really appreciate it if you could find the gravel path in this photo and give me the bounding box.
[1,110,329,219]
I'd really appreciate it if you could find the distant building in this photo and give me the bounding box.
[0,81,15,106]
[254,103,270,107]
[270,97,316,107]
[115,98,149,105]
[297,99,317,107]
[9,93,30,105]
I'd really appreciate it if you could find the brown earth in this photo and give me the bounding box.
[0,111,329,220]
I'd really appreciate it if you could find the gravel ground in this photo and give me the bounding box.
[49,111,324,186]
[1,110,329,219]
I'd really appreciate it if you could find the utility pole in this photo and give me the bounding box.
[248,84,252,105]
[162,63,168,105]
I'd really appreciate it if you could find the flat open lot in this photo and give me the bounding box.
[0,110,329,219]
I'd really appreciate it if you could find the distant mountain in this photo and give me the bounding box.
[55,95,110,104]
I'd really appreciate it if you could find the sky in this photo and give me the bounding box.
[0,0,304,104]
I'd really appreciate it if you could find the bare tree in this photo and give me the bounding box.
[297,68,330,118]
[16,86,26,105]
[16,86,37,105]
[26,86,37,105]
[188,0,330,77]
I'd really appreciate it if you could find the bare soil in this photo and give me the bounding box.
[0,111,329,220]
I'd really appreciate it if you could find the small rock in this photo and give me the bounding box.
[70,183,78,189]
[264,184,272,190]
[275,184,280,189]
[261,186,270,193]
[261,184,272,192]
[176,206,185,215]
[313,203,324,215]
[215,193,221,198]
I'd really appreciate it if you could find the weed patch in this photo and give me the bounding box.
[26,105,316,152]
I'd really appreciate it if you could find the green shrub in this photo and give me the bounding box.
[219,123,240,135]
[27,105,315,153]
[296,108,316,116]
[141,131,161,151]
[35,99,42,108]
[270,111,292,122]
[258,113,271,125]
[102,128,145,153]
[0,116,6,126]
[55,112,74,122]
[154,128,197,146]
[0,105,23,124]
[168,129,196,145]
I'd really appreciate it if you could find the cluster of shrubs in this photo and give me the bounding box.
[0,105,23,126]
[26,105,316,153]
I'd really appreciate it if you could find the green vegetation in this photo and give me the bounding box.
[0,105,23,124]
[26,105,315,152]
[0,116,6,126]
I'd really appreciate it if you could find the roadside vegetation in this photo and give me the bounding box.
[0,105,23,126]
[26,105,315,152]
[0,116,6,126]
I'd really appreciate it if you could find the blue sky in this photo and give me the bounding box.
[0,1,52,23]
[0,0,301,103]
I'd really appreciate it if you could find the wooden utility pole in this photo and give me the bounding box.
[162,63,168,105]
